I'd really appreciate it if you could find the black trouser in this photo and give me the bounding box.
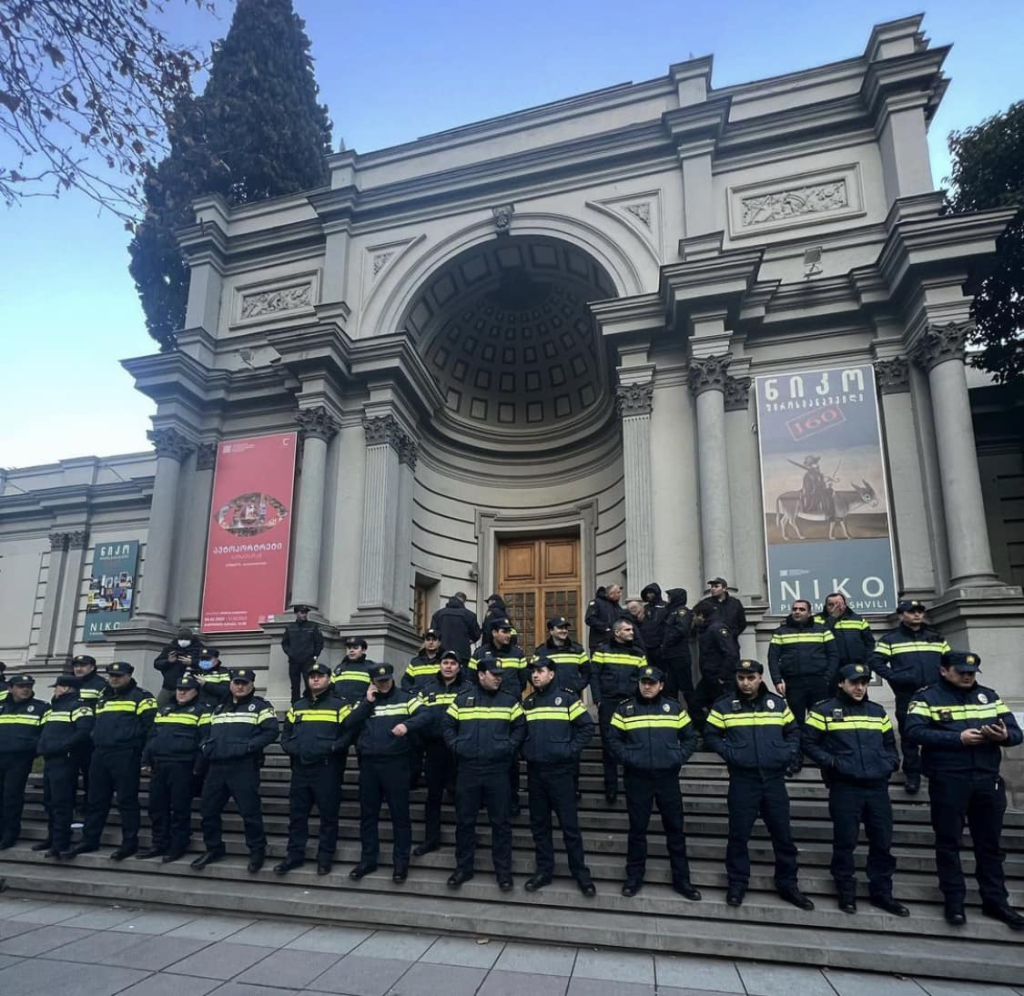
[42,755,78,852]
[829,780,895,899]
[73,744,92,811]
[358,755,412,868]
[455,762,512,877]
[288,659,314,704]
[421,737,455,846]
[780,674,829,728]
[726,769,799,890]
[409,737,425,788]
[891,687,920,778]
[287,758,340,862]
[929,772,1008,906]
[0,753,34,844]
[83,747,142,848]
[663,656,695,710]
[690,676,726,733]
[201,757,265,852]
[623,767,691,887]
[527,761,589,880]
[148,758,195,854]
[598,698,625,793]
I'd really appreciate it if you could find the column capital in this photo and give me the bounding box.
[195,442,219,471]
[874,357,911,394]
[398,436,419,468]
[49,532,69,551]
[615,381,654,418]
[723,375,751,412]
[147,427,195,463]
[912,321,970,373]
[67,530,89,550]
[688,353,732,396]
[295,405,340,442]
[363,414,406,451]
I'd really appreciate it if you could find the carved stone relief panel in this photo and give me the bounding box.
[231,271,320,327]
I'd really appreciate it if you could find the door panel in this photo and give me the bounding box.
[497,535,580,650]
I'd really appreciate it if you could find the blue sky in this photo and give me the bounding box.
[2,0,1021,469]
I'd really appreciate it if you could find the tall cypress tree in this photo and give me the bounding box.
[129,0,332,349]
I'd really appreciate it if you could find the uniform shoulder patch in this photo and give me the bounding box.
[718,627,730,636]
[977,692,988,704]
[766,698,776,710]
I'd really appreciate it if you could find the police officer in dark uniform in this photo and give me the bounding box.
[68,662,158,860]
[343,663,422,883]
[189,647,232,708]
[816,594,875,674]
[69,653,106,811]
[276,661,348,877]
[410,649,465,856]
[402,629,445,692]
[802,663,906,915]
[690,600,740,734]
[592,617,647,804]
[443,653,526,890]
[138,675,211,862]
[531,616,590,695]
[767,599,839,728]
[870,599,950,795]
[282,603,324,703]
[605,665,699,899]
[332,637,376,701]
[0,674,46,848]
[34,673,93,858]
[704,660,812,909]
[521,658,596,896]
[706,577,747,637]
[905,651,1024,930]
[192,668,278,873]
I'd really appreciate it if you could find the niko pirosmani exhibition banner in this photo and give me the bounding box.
[85,540,139,641]
[201,432,297,632]
[755,364,897,616]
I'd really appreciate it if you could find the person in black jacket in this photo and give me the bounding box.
[531,616,590,696]
[192,668,278,873]
[282,604,324,703]
[482,594,518,646]
[706,577,747,636]
[34,674,93,858]
[704,660,812,910]
[402,629,445,692]
[70,653,109,812]
[189,647,232,709]
[767,599,839,730]
[154,628,206,708]
[817,594,875,674]
[690,601,740,734]
[68,662,158,860]
[803,663,906,916]
[660,588,694,707]
[139,675,212,862]
[606,666,700,900]
[905,651,1024,930]
[275,662,348,877]
[638,583,668,666]
[430,593,481,664]
[0,674,46,848]
[585,584,623,652]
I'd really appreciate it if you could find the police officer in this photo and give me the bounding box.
[817,593,874,674]
[690,600,740,734]
[68,662,158,860]
[70,653,106,812]
[768,599,839,732]
[659,588,694,708]
[138,675,211,862]
[189,647,232,708]
[276,661,347,877]
[592,617,647,804]
[345,663,422,883]
[443,653,526,890]
[34,673,93,858]
[521,658,596,896]
[870,599,950,795]
[410,649,465,856]
[282,603,324,703]
[531,616,590,696]
[803,663,906,915]
[704,660,812,909]
[332,637,376,701]
[905,651,1024,930]
[605,665,699,900]
[706,577,747,637]
[192,668,278,873]
[0,674,46,848]
[402,629,445,692]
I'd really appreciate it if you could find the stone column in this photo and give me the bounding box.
[723,374,764,596]
[34,532,69,659]
[391,438,417,619]
[616,381,655,593]
[52,530,89,660]
[178,443,219,628]
[359,415,404,611]
[136,428,194,622]
[291,407,340,611]
[912,323,998,588]
[689,355,736,587]
[874,357,937,596]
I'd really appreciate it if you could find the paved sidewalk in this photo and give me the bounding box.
[0,896,1019,996]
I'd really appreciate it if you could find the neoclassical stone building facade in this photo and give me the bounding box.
[1,15,1022,713]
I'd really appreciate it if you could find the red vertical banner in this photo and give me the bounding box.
[201,432,297,632]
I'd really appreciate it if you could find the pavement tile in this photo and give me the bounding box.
[114,975,221,996]
[105,935,214,971]
[658,989,752,996]
[110,912,200,935]
[285,925,372,955]
[0,925,95,957]
[43,928,143,963]
[388,962,488,995]
[164,941,275,981]
[227,920,315,948]
[421,935,505,969]
[0,957,149,996]
[58,907,141,929]
[350,929,437,960]
[214,984,319,996]
[737,962,835,996]
[916,982,1018,996]
[824,970,930,996]
[476,972,569,996]
[234,948,341,989]
[566,980,655,996]
[655,954,746,993]
[0,899,51,918]
[573,948,654,983]
[7,902,99,925]
[0,953,24,970]
[494,941,577,976]
[305,954,413,995]
[165,916,255,941]
[0,921,38,941]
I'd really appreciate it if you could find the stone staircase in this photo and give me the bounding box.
[1,746,1021,982]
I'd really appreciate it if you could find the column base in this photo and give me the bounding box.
[945,575,1005,591]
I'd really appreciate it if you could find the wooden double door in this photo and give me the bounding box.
[496,535,581,652]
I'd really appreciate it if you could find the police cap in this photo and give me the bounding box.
[176,676,200,691]
[7,673,34,686]
[475,653,504,674]
[838,663,872,682]
[201,647,220,659]
[292,604,311,613]
[422,628,440,640]
[72,654,97,668]
[528,657,556,671]
[106,661,134,676]
[345,636,368,650]
[493,618,513,631]
[735,659,764,674]
[898,599,927,613]
[305,661,332,677]
[440,650,461,663]
[942,651,981,673]
[638,666,665,682]
[229,668,257,683]
[372,663,395,680]
[547,616,570,629]
[51,673,82,689]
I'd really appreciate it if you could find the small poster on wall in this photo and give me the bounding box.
[85,540,140,641]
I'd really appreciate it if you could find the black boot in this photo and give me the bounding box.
[274,857,304,875]
[31,840,53,852]
[247,849,265,873]
[778,886,814,910]
[190,848,226,870]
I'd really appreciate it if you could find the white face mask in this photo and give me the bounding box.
[177,639,191,648]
